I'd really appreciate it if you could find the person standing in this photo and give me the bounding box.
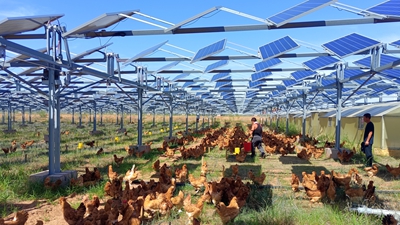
[250,117,266,158]
[362,113,374,167]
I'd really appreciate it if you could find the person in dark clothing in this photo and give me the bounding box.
[362,113,374,167]
[250,117,266,158]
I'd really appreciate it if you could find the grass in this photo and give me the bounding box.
[0,114,399,224]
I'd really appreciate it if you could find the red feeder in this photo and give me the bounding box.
[243,142,252,153]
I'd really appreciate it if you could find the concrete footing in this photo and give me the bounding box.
[325,148,339,159]
[3,129,17,134]
[29,170,77,187]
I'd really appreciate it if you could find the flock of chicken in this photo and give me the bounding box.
[1,140,35,154]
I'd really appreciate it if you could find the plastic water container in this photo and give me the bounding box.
[234,147,240,155]
[77,142,83,149]
[244,142,252,153]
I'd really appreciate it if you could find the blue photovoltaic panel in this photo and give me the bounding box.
[283,79,297,87]
[251,72,273,81]
[249,80,266,88]
[341,108,362,117]
[267,0,337,27]
[246,92,257,98]
[353,54,400,68]
[384,90,399,95]
[254,58,282,72]
[191,39,227,63]
[211,73,230,82]
[364,0,400,17]
[258,36,299,61]
[172,73,189,81]
[355,105,395,117]
[342,88,353,92]
[321,78,335,86]
[272,91,280,96]
[325,90,336,95]
[343,69,364,79]
[204,60,228,73]
[390,39,400,48]
[215,81,231,89]
[353,79,380,86]
[322,33,381,58]
[303,56,340,70]
[355,90,368,95]
[123,41,168,65]
[291,70,317,81]
[381,69,400,79]
[182,81,195,88]
[153,61,180,74]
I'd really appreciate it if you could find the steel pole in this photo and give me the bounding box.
[185,103,189,133]
[54,93,61,173]
[7,100,12,131]
[152,109,155,127]
[100,108,103,125]
[93,102,97,131]
[28,107,32,123]
[120,104,124,130]
[89,108,92,123]
[169,99,173,139]
[71,108,75,124]
[21,106,25,125]
[1,107,4,124]
[302,93,307,140]
[138,88,143,146]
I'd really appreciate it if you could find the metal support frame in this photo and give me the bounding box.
[71,108,75,124]
[202,109,205,130]
[21,106,25,125]
[335,64,345,151]
[100,108,103,125]
[162,108,166,126]
[152,108,156,127]
[120,104,124,130]
[302,93,307,140]
[89,108,92,123]
[185,103,189,133]
[116,107,119,125]
[169,98,173,139]
[28,107,32,123]
[129,109,132,124]
[138,88,143,146]
[7,100,12,131]
[1,107,5,124]
[12,108,15,122]
[79,105,82,127]
[93,101,97,131]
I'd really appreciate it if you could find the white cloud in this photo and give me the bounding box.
[0,5,37,18]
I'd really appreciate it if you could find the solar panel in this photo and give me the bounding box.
[321,78,335,86]
[341,108,362,117]
[390,39,400,48]
[215,81,231,89]
[122,41,168,66]
[204,60,228,73]
[72,43,113,60]
[353,79,380,86]
[322,33,381,58]
[364,0,400,17]
[153,61,180,74]
[249,80,266,88]
[303,56,340,70]
[172,73,189,82]
[355,105,395,117]
[182,81,195,88]
[251,72,273,81]
[267,0,337,27]
[291,71,317,81]
[63,10,136,37]
[283,79,297,87]
[353,54,400,68]
[343,69,364,79]
[0,14,64,36]
[258,36,299,61]
[380,69,400,79]
[211,73,230,82]
[191,39,227,63]
[384,90,399,95]
[254,58,282,72]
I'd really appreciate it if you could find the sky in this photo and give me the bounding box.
[1,0,400,112]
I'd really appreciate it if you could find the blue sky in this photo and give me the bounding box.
[1,0,400,82]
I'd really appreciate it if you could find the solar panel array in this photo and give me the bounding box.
[258,36,299,61]
[267,0,337,27]
[204,60,228,73]
[322,33,381,58]
[291,71,317,81]
[251,72,273,81]
[191,39,227,63]
[353,54,400,68]
[303,56,340,70]
[249,80,266,88]
[215,81,231,89]
[172,73,189,82]
[390,39,400,48]
[283,79,297,87]
[123,41,168,65]
[343,69,364,79]
[365,0,400,17]
[254,58,282,72]
[211,73,230,82]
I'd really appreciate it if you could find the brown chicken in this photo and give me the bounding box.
[364,164,379,177]
[108,164,118,181]
[82,195,100,216]
[59,197,86,225]
[231,164,239,178]
[113,154,124,166]
[385,163,400,178]
[235,149,247,163]
[188,174,207,194]
[44,177,62,191]
[21,140,35,150]
[209,181,222,206]
[171,190,185,209]
[123,164,140,183]
[96,148,103,155]
[291,173,300,192]
[0,210,28,225]
[183,194,210,224]
[248,170,266,185]
[363,180,376,204]
[201,157,208,175]
[297,149,312,160]
[175,164,188,183]
[382,214,398,225]
[216,196,240,224]
[153,159,160,172]
[345,182,365,203]
[327,176,336,203]
[85,140,95,148]
[337,149,354,163]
